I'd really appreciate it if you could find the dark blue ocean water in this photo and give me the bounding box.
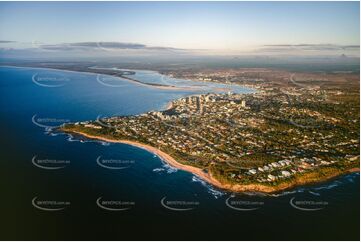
[0,66,359,240]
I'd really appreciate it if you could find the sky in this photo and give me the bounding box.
[0,1,359,56]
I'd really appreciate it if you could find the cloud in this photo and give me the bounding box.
[38,41,185,52]
[73,42,146,49]
[260,44,360,52]
[0,40,16,43]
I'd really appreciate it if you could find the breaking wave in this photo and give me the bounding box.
[152,161,178,174]
[191,176,225,199]
[269,172,359,197]
[62,133,110,146]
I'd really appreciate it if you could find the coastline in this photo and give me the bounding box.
[0,65,258,94]
[62,129,360,194]
[27,64,356,194]
[64,129,224,188]
[0,65,207,92]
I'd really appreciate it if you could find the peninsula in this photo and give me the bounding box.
[60,67,360,193]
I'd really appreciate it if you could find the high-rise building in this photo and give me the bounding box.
[241,100,246,108]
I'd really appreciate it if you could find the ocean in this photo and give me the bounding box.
[0,66,359,240]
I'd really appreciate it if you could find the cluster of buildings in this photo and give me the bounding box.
[73,82,358,185]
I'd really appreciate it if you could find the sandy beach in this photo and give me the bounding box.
[66,130,224,187]
[64,129,359,194]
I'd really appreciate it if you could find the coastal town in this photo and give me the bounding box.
[1,1,360,240]
[61,68,359,190]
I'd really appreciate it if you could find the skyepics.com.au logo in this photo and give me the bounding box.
[95,114,118,129]
[31,156,70,170]
[96,156,135,170]
[225,196,264,211]
[283,73,327,129]
[32,197,70,211]
[96,74,126,87]
[160,196,200,211]
[95,42,118,52]
[279,88,322,129]
[32,114,70,129]
[225,160,249,170]
[288,73,325,89]
[32,73,70,87]
[290,196,328,211]
[96,197,135,211]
